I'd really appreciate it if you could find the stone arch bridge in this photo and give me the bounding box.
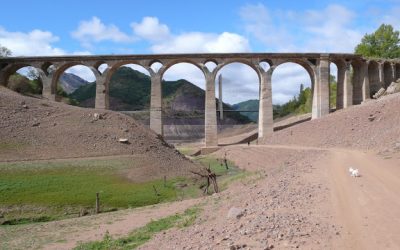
[1,53,399,147]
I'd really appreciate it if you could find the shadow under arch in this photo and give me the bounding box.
[383,61,393,88]
[368,61,381,97]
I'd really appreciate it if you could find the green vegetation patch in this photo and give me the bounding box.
[74,207,201,250]
[0,158,196,224]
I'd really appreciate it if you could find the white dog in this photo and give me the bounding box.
[348,167,360,177]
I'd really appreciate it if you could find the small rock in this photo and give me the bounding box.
[227,207,244,219]
[22,104,28,109]
[368,115,375,121]
[32,122,40,127]
[93,113,102,120]
[118,138,129,144]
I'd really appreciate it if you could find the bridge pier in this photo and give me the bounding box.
[336,61,345,110]
[150,73,163,136]
[312,57,330,119]
[343,62,353,108]
[258,68,274,139]
[361,62,370,102]
[41,75,56,101]
[204,71,218,147]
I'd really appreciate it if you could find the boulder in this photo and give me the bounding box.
[385,81,400,95]
[373,88,386,99]
[227,207,244,219]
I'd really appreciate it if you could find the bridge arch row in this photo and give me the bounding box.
[1,54,399,147]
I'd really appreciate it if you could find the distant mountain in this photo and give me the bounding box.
[69,67,251,125]
[232,99,259,122]
[59,73,90,94]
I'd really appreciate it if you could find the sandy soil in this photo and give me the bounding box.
[0,86,198,180]
[1,89,400,249]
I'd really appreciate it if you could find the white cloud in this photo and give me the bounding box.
[240,3,363,53]
[131,17,170,42]
[151,31,250,53]
[0,26,65,56]
[71,17,133,48]
[302,4,363,52]
[240,3,295,52]
[65,65,96,82]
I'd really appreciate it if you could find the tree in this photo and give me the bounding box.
[0,44,11,57]
[355,24,400,59]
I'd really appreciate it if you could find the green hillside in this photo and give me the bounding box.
[232,99,259,122]
[69,67,251,124]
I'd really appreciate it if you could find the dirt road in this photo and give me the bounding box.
[325,149,400,250]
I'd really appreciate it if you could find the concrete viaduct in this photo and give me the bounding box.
[1,53,399,147]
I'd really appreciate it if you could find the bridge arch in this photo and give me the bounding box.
[161,62,207,141]
[214,61,261,135]
[52,63,98,106]
[159,60,204,79]
[368,61,380,97]
[106,63,151,120]
[0,64,44,96]
[271,61,314,118]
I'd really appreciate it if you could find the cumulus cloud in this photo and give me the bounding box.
[71,17,134,48]
[0,26,66,56]
[240,3,363,53]
[240,3,295,52]
[302,4,363,52]
[151,31,250,53]
[131,17,170,42]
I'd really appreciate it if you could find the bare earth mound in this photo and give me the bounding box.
[265,93,400,153]
[139,95,400,249]
[0,86,197,180]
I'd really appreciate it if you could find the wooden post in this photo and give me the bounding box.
[95,192,100,214]
[164,175,167,187]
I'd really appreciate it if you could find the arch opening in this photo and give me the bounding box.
[214,62,260,143]
[56,65,96,107]
[396,64,400,81]
[271,62,313,120]
[5,65,42,96]
[368,61,381,97]
[383,62,393,88]
[107,64,151,125]
[204,61,217,72]
[162,62,206,142]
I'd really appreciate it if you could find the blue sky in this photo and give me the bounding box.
[1,0,399,104]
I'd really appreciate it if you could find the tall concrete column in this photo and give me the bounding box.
[150,73,163,135]
[258,68,274,139]
[41,75,56,101]
[343,62,353,108]
[38,69,56,101]
[312,57,330,119]
[204,71,218,147]
[361,62,370,102]
[95,73,109,110]
[336,62,345,110]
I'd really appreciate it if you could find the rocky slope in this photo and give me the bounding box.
[0,86,197,179]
